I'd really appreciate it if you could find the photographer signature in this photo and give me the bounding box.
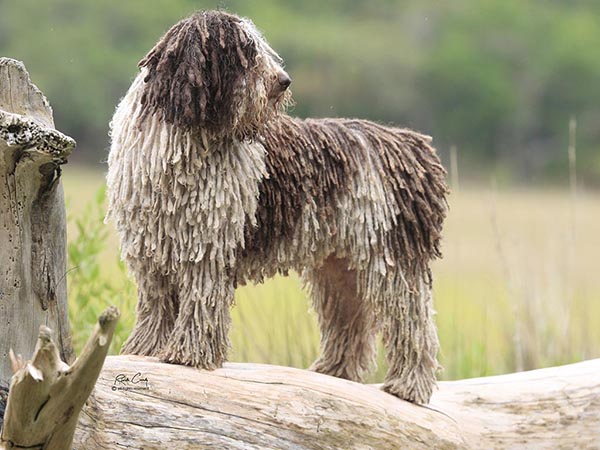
[112,372,150,391]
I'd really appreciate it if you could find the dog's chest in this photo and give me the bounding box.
[169,140,267,265]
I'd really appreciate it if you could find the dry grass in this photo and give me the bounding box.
[62,167,600,381]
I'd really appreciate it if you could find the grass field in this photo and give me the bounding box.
[62,167,600,382]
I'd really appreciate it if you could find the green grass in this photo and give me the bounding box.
[63,167,600,381]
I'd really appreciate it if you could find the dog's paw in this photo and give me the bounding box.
[158,339,224,370]
[309,358,365,383]
[121,328,165,357]
[382,377,434,405]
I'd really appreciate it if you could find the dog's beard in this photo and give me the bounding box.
[273,88,293,111]
[231,81,292,142]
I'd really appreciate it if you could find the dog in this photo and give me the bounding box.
[106,10,448,404]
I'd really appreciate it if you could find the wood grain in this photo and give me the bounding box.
[74,357,600,449]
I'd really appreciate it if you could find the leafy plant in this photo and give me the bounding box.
[67,186,136,354]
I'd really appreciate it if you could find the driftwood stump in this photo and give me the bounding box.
[0,307,119,450]
[0,57,75,385]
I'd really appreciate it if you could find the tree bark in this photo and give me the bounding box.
[73,357,599,450]
[0,57,75,384]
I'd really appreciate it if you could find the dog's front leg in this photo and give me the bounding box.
[121,260,178,357]
[159,262,233,369]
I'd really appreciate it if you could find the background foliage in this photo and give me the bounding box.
[2,0,600,181]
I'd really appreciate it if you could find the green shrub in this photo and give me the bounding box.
[67,186,136,354]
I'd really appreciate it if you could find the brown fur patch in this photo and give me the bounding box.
[344,119,448,283]
[243,116,359,260]
[138,11,261,140]
[243,115,447,285]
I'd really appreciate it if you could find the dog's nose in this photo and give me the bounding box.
[278,72,292,89]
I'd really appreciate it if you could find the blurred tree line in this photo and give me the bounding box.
[1,0,599,182]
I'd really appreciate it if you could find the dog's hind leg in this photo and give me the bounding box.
[122,261,179,357]
[376,270,440,404]
[305,256,377,382]
[159,263,232,369]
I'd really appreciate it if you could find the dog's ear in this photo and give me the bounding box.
[138,11,258,135]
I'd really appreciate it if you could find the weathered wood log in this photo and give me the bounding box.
[0,306,119,450]
[73,357,599,449]
[0,57,75,384]
[430,359,600,449]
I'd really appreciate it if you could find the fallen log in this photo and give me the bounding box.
[431,359,600,449]
[73,357,600,449]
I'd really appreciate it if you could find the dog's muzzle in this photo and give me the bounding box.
[278,71,292,89]
[270,70,292,99]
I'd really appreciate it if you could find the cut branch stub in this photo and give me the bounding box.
[0,306,119,450]
[0,57,75,383]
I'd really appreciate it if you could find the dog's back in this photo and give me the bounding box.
[238,115,448,285]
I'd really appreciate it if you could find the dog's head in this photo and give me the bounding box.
[138,10,292,141]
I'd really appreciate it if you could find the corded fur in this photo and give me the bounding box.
[138,11,289,142]
[0,380,7,430]
[107,10,448,404]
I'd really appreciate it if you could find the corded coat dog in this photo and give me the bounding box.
[107,10,448,404]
